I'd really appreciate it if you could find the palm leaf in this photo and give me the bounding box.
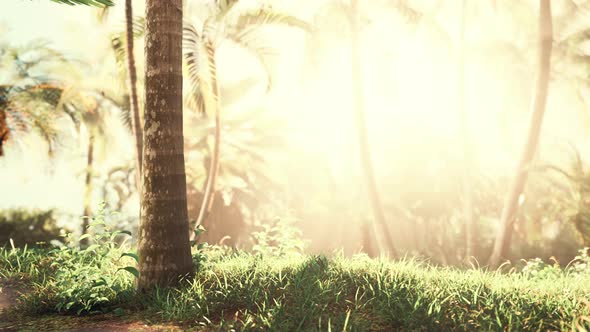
[110,16,145,80]
[233,8,312,33]
[183,22,207,114]
[50,0,113,7]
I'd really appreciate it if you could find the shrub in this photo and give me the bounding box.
[0,208,67,247]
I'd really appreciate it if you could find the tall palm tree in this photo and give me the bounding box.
[70,92,114,246]
[137,0,193,289]
[99,2,145,184]
[125,0,144,178]
[457,0,475,260]
[182,0,310,240]
[488,0,553,268]
[349,0,397,256]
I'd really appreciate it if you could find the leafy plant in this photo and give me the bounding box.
[521,257,561,279]
[190,225,208,271]
[252,215,307,257]
[46,208,135,314]
[0,208,67,248]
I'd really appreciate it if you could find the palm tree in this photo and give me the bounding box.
[457,0,475,260]
[0,41,72,157]
[0,84,62,157]
[349,0,397,256]
[70,92,114,246]
[182,0,310,240]
[137,0,193,289]
[488,0,553,268]
[125,0,144,178]
[99,3,145,185]
[184,101,288,245]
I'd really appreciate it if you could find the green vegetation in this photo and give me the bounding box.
[2,229,590,331]
[0,209,66,248]
[3,0,590,330]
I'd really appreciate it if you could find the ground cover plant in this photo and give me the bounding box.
[2,227,590,331]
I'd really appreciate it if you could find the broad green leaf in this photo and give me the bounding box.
[120,252,139,263]
[118,266,139,278]
[78,233,91,241]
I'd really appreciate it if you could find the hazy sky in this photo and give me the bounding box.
[2,0,590,224]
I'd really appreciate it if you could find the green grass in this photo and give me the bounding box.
[2,246,590,331]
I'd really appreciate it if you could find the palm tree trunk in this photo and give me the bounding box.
[138,0,193,290]
[0,110,8,157]
[488,0,553,268]
[457,0,475,260]
[125,0,143,179]
[349,0,397,256]
[192,39,221,242]
[80,131,95,247]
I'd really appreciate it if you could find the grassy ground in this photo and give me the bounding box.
[1,245,590,331]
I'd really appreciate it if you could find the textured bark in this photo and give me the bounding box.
[80,131,95,247]
[0,110,8,157]
[350,0,397,256]
[137,0,193,290]
[488,0,553,268]
[457,0,475,260]
[125,0,144,179]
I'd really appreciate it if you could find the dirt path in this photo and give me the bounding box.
[0,279,185,331]
[0,279,19,313]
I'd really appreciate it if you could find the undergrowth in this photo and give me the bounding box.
[2,221,590,331]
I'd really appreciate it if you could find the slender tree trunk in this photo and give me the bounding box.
[125,0,144,179]
[81,131,95,247]
[138,0,193,290]
[192,39,221,242]
[349,0,397,256]
[488,0,553,268]
[457,0,475,260]
[361,221,377,258]
[0,110,8,157]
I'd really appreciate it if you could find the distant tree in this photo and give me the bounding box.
[457,0,475,260]
[0,41,71,157]
[183,0,310,241]
[488,0,553,268]
[69,92,114,247]
[137,0,193,289]
[348,0,398,256]
[125,0,143,179]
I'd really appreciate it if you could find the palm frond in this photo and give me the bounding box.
[389,0,422,24]
[233,7,312,32]
[215,0,241,20]
[50,0,113,7]
[183,22,208,114]
[204,38,220,108]
[110,16,145,80]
